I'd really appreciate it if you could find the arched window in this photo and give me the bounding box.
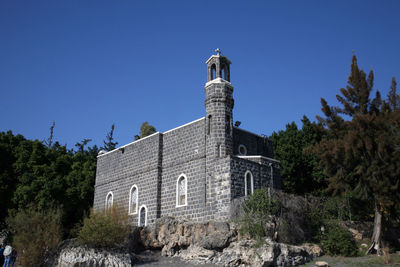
[176,174,187,207]
[105,191,113,210]
[129,185,138,215]
[138,205,147,226]
[244,171,254,196]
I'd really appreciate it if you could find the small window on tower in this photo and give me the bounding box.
[207,115,212,135]
[226,115,231,134]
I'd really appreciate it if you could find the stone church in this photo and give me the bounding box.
[93,51,281,226]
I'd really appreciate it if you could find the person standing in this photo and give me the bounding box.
[2,244,12,267]
[0,244,4,266]
[8,249,16,267]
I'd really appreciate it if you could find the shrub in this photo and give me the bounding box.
[77,205,131,248]
[320,223,358,257]
[240,189,281,240]
[6,205,62,267]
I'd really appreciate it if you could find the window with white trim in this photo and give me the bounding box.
[244,171,254,196]
[105,191,113,210]
[176,174,187,207]
[138,205,147,226]
[129,185,138,215]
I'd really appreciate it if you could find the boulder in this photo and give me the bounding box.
[140,217,236,254]
[44,239,134,267]
[315,261,329,267]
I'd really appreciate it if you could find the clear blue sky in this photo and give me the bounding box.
[1,1,399,149]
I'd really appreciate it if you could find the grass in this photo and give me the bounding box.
[303,254,400,267]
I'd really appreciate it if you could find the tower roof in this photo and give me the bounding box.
[205,48,232,65]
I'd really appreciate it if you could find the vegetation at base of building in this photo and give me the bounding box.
[5,205,63,267]
[239,188,281,240]
[319,223,358,257]
[239,189,365,256]
[77,205,131,248]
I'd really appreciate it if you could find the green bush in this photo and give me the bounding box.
[6,205,62,267]
[240,189,281,240]
[77,206,131,248]
[320,223,358,257]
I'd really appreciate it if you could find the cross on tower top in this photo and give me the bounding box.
[215,48,221,56]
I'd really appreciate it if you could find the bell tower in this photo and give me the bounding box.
[204,49,234,158]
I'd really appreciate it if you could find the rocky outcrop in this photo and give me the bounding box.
[140,216,236,256]
[44,239,135,267]
[178,239,322,267]
[140,217,322,266]
[47,218,322,267]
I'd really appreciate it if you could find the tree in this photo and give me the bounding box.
[311,55,400,255]
[44,121,55,148]
[75,138,92,153]
[103,124,118,151]
[134,121,156,140]
[0,130,98,235]
[270,116,326,195]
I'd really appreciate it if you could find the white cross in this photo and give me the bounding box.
[215,48,221,56]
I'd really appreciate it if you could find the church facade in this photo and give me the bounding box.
[93,52,281,226]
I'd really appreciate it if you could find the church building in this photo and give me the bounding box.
[93,51,281,226]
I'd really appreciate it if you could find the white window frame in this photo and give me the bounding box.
[128,185,138,215]
[244,170,254,196]
[105,191,113,210]
[138,205,147,226]
[176,174,188,207]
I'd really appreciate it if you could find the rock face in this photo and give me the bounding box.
[45,240,134,267]
[140,217,321,267]
[140,217,236,256]
[178,239,321,267]
[47,218,322,267]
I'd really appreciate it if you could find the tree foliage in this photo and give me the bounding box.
[134,121,156,140]
[270,116,326,195]
[6,205,62,267]
[311,55,400,254]
[0,131,98,235]
[103,123,118,151]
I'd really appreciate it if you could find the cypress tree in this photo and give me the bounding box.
[312,55,400,255]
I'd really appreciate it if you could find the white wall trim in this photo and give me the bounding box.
[176,173,188,207]
[164,117,205,134]
[237,155,280,163]
[97,132,161,158]
[128,185,138,215]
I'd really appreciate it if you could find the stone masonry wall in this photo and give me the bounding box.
[233,127,273,157]
[230,157,280,199]
[160,118,209,221]
[93,132,162,225]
